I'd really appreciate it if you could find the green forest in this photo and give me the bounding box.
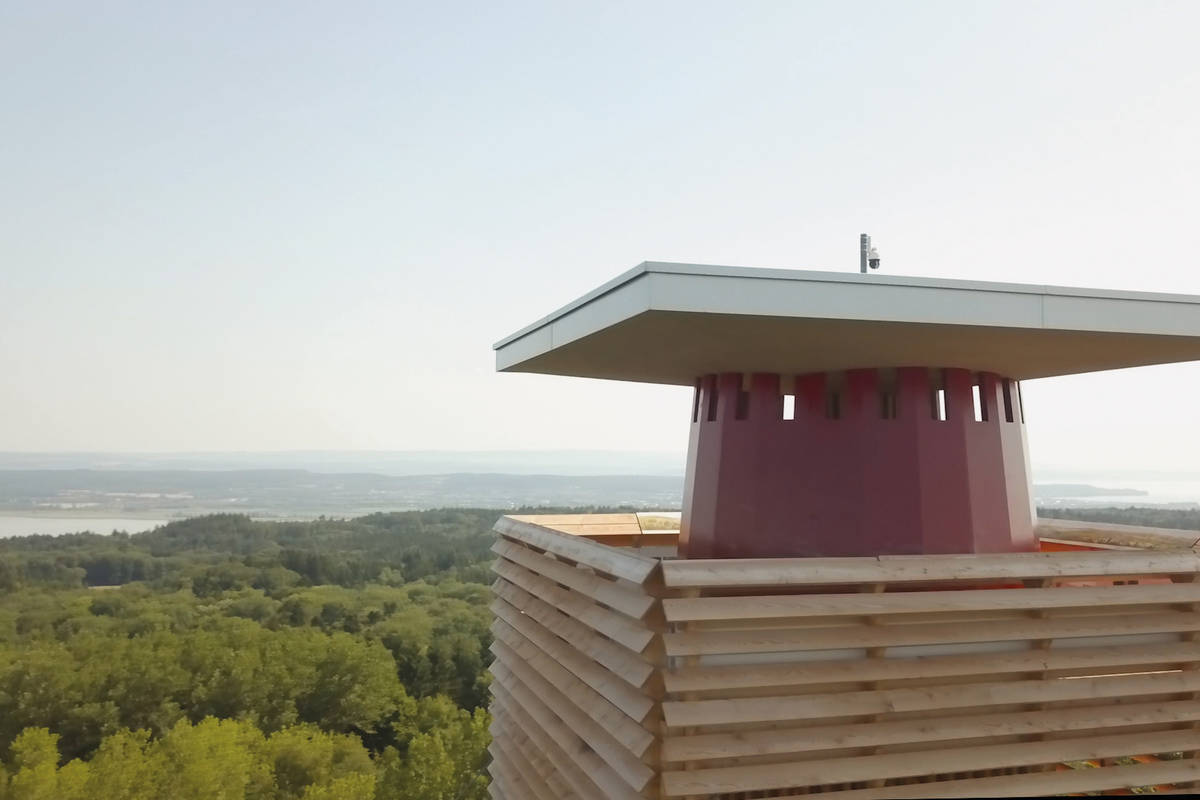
[0,510,505,800]
[1038,506,1200,531]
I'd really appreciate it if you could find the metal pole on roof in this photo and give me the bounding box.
[860,234,870,274]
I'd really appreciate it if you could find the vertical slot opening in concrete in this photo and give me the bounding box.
[878,368,897,420]
[782,394,795,420]
[936,389,947,421]
[1002,380,1014,423]
[692,379,701,423]
[972,384,984,422]
[880,390,898,419]
[706,383,719,422]
[735,389,750,420]
[1016,381,1026,423]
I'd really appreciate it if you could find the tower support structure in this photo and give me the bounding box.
[681,366,1035,558]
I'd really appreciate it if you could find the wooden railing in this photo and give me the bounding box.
[487,515,1200,799]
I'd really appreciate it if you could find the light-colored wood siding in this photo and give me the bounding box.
[489,514,1200,798]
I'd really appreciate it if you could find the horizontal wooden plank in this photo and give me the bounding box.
[662,668,1200,728]
[661,550,1200,589]
[491,671,646,800]
[490,689,610,800]
[541,524,645,535]
[486,763,519,800]
[492,641,656,792]
[509,514,641,526]
[770,759,1200,800]
[663,582,1200,622]
[488,754,530,800]
[664,640,1200,694]
[491,718,577,800]
[490,587,654,688]
[1039,535,1144,551]
[494,516,659,584]
[663,698,1200,762]
[489,632,656,757]
[491,612,654,722]
[493,538,655,619]
[664,609,1200,656]
[492,561,656,653]
[551,530,679,547]
[500,717,582,800]
[489,736,561,800]
[660,728,1200,796]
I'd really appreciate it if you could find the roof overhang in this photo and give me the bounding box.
[494,262,1200,385]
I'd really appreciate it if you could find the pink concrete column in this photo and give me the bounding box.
[680,366,1036,559]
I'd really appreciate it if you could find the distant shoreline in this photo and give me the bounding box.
[0,509,182,521]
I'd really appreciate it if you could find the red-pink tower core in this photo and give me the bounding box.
[680,367,1036,558]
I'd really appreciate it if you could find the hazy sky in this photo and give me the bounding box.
[4,1,1200,473]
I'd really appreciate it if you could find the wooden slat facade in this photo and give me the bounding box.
[489,514,1200,798]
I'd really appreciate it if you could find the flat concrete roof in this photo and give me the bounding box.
[494,262,1200,385]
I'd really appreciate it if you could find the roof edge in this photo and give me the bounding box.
[492,262,1200,351]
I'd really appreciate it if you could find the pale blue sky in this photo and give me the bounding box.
[3,1,1200,472]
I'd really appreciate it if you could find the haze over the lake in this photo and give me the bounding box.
[4,1,1200,474]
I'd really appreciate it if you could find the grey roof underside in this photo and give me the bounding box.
[494,262,1200,385]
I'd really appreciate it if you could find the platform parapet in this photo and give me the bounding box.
[488,514,1200,799]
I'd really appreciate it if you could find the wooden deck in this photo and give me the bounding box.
[487,514,1200,799]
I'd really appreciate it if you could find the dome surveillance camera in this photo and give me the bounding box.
[868,246,880,270]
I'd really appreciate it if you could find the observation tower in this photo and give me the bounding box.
[496,262,1200,559]
[486,262,1200,800]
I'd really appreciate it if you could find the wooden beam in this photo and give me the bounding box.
[492,562,656,653]
[494,516,659,584]
[492,670,646,800]
[664,640,1200,694]
[661,551,1200,589]
[490,587,654,687]
[765,759,1200,800]
[490,613,654,721]
[660,728,1200,796]
[663,698,1200,762]
[663,669,1200,728]
[493,538,655,619]
[488,634,656,757]
[664,609,1200,656]
[662,582,1200,622]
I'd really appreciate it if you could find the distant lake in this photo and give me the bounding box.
[0,517,168,538]
[1037,479,1200,507]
